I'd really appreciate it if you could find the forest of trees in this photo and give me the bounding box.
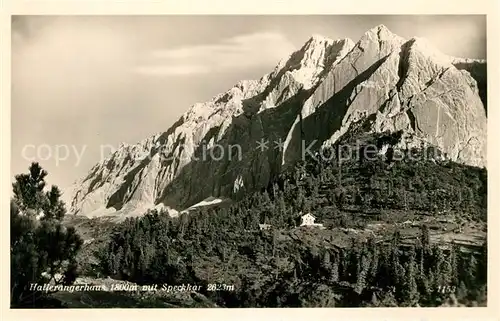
[9,133,487,307]
[95,208,487,307]
[94,134,488,307]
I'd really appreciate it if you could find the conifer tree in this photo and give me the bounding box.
[370,292,379,307]
[421,224,430,253]
[466,254,478,290]
[456,281,468,302]
[11,163,83,308]
[449,241,459,286]
[322,250,332,275]
[476,242,487,286]
[379,290,398,307]
[354,252,371,294]
[402,256,420,306]
[330,254,339,283]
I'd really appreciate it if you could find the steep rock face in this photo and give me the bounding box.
[70,35,355,217]
[451,58,487,114]
[70,25,486,219]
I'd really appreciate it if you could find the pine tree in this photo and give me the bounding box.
[421,224,430,253]
[379,290,398,307]
[390,244,404,299]
[370,292,379,307]
[354,255,369,294]
[331,254,339,283]
[402,247,420,306]
[12,162,47,213]
[272,230,278,258]
[419,274,432,304]
[322,250,332,274]
[441,258,453,288]
[328,190,337,207]
[476,242,487,287]
[456,281,468,302]
[368,238,379,281]
[10,163,83,308]
[295,186,306,211]
[430,245,448,304]
[335,188,345,210]
[449,241,459,286]
[466,254,478,290]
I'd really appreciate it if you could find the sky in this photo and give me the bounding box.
[11,15,486,201]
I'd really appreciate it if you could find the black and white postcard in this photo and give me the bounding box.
[2,1,499,320]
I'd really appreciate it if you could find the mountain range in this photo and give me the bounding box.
[69,24,487,219]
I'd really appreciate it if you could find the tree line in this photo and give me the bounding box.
[10,133,487,307]
[95,135,487,307]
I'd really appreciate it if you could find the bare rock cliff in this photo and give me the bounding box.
[69,25,486,219]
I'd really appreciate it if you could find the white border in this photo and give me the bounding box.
[1,1,499,320]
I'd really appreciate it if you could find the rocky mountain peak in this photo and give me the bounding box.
[69,26,487,220]
[366,24,392,35]
[306,33,333,43]
[300,34,335,67]
[355,24,406,54]
[269,35,355,90]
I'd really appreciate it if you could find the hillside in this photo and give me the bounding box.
[66,136,487,308]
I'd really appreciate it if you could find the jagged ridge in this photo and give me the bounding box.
[69,25,487,219]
